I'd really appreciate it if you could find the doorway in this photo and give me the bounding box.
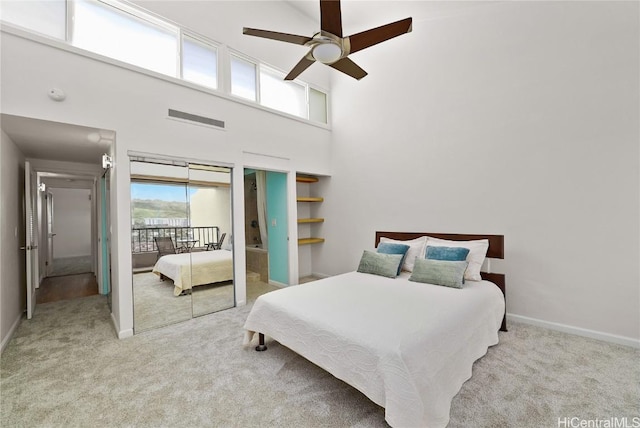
[37,185,98,304]
[46,187,93,277]
[1,114,114,317]
[36,176,104,304]
[243,168,289,299]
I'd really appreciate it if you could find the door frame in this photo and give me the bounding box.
[243,166,297,287]
[44,189,54,277]
[24,161,38,319]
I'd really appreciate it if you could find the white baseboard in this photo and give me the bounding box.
[268,280,288,288]
[111,312,133,339]
[1,313,24,354]
[311,272,330,279]
[117,328,134,339]
[507,313,640,349]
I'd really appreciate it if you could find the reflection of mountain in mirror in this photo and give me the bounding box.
[130,158,191,333]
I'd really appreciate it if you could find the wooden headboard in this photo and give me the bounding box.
[375,231,504,259]
[375,231,507,332]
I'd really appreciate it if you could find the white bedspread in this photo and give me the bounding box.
[243,271,505,427]
[152,250,233,296]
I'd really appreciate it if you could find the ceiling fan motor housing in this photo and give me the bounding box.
[308,32,349,64]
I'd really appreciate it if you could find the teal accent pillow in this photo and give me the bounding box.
[377,242,410,276]
[409,258,469,289]
[357,250,404,278]
[425,246,470,262]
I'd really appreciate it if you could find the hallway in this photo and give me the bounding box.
[36,273,98,304]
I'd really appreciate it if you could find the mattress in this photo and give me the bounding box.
[243,271,505,427]
[152,250,233,296]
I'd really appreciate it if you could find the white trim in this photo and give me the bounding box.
[507,313,640,349]
[0,313,23,354]
[112,312,133,339]
[268,279,288,288]
[127,151,234,169]
[118,329,134,339]
[311,272,331,280]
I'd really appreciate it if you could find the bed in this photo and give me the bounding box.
[152,249,233,296]
[243,231,506,428]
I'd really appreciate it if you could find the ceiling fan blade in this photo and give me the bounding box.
[243,27,313,45]
[285,52,316,80]
[320,0,343,37]
[347,17,412,54]
[329,57,368,80]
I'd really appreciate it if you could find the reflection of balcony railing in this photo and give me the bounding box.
[131,226,220,253]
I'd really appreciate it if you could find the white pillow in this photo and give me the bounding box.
[379,236,427,272]
[426,237,489,281]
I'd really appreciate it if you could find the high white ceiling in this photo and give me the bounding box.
[285,0,495,33]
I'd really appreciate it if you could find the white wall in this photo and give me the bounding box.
[0,1,332,337]
[319,2,639,343]
[190,187,232,241]
[0,131,26,351]
[50,187,92,258]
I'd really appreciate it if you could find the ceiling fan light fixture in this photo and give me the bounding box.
[312,42,342,64]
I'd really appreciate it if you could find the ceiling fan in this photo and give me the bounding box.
[243,0,412,81]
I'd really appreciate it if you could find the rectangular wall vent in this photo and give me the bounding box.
[168,109,225,129]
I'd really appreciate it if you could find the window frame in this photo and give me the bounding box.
[229,50,260,103]
[258,64,308,118]
[180,30,220,90]
[228,49,329,124]
[70,0,181,77]
[308,85,330,125]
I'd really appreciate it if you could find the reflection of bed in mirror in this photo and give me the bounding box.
[152,250,233,296]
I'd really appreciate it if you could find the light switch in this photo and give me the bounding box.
[271,218,277,227]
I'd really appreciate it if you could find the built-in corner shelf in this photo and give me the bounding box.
[296,176,319,183]
[297,218,324,224]
[297,174,324,246]
[298,238,325,245]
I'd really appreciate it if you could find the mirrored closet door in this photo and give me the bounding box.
[130,157,235,333]
[188,163,234,317]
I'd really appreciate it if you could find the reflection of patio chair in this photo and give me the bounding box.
[154,237,176,261]
[206,233,226,251]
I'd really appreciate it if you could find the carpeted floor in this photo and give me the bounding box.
[133,272,279,333]
[50,255,93,276]
[1,295,638,427]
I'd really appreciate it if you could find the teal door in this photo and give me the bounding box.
[266,171,289,285]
